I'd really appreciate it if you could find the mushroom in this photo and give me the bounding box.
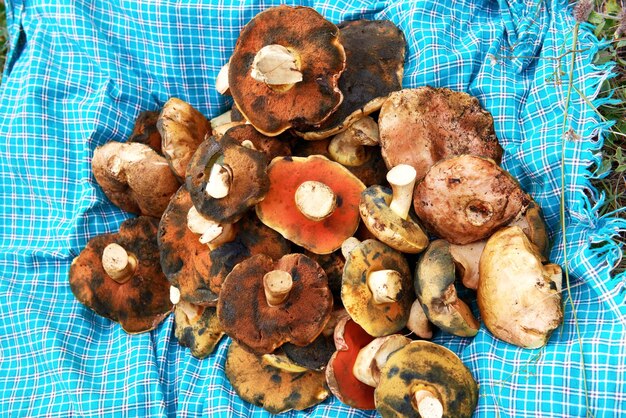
[413,154,530,245]
[359,164,429,253]
[225,341,330,414]
[217,253,333,354]
[406,300,433,339]
[375,341,479,418]
[157,97,211,181]
[478,226,563,348]
[415,240,480,337]
[353,334,412,387]
[378,87,503,180]
[128,110,162,152]
[69,217,173,333]
[186,134,269,224]
[281,332,336,372]
[221,124,292,161]
[256,155,365,254]
[174,300,224,359]
[341,239,414,337]
[328,116,379,167]
[296,19,406,140]
[91,141,180,218]
[261,351,309,373]
[228,5,346,136]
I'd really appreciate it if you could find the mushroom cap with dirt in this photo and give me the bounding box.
[69,216,173,333]
[478,226,563,349]
[174,300,224,359]
[413,154,530,245]
[228,5,346,136]
[225,341,330,414]
[379,87,502,180]
[92,141,180,218]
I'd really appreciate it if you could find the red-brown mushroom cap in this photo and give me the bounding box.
[256,155,365,254]
[222,124,292,161]
[69,217,173,333]
[228,5,346,136]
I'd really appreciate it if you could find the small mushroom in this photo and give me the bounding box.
[341,239,414,336]
[92,141,180,218]
[359,164,429,253]
[328,116,379,167]
[217,253,333,354]
[157,98,211,181]
[415,240,480,337]
[375,341,478,418]
[174,300,224,359]
[225,341,330,414]
[128,110,162,152]
[228,5,346,136]
[256,155,365,254]
[478,226,563,348]
[69,217,173,333]
[353,334,412,387]
[413,154,530,245]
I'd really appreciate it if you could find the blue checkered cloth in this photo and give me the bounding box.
[1,0,624,416]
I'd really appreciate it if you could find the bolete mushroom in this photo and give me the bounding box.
[225,341,330,414]
[415,239,480,337]
[217,253,333,354]
[375,341,479,418]
[256,155,365,254]
[69,217,173,333]
[228,5,346,136]
[341,239,414,336]
[174,300,224,359]
[413,154,530,245]
[478,226,563,348]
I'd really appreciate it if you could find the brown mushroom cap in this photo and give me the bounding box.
[225,341,330,414]
[296,19,406,140]
[69,217,173,333]
[228,5,345,136]
[217,253,333,354]
[128,110,162,152]
[413,154,530,245]
[222,124,292,161]
[478,226,563,348]
[92,141,180,218]
[341,239,413,336]
[375,341,478,418]
[304,251,345,307]
[379,87,502,180]
[174,301,224,359]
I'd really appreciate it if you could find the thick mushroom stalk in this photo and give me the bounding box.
[295,180,337,221]
[251,44,303,87]
[414,388,444,418]
[368,270,403,304]
[263,270,293,307]
[186,206,234,248]
[387,164,417,220]
[216,61,230,95]
[205,162,232,199]
[102,243,137,283]
[328,116,379,167]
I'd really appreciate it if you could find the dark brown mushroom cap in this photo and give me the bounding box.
[282,333,335,371]
[174,301,224,359]
[359,185,429,254]
[379,87,503,180]
[297,19,406,140]
[69,217,173,333]
[223,124,292,161]
[228,5,345,136]
[304,251,344,307]
[217,253,333,354]
[225,341,330,414]
[413,154,530,245]
[341,239,413,337]
[375,341,478,418]
[128,110,162,152]
[186,134,269,224]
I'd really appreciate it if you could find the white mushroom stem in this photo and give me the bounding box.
[263,270,293,307]
[170,286,181,305]
[186,206,235,249]
[387,164,417,220]
[328,116,380,167]
[414,389,443,418]
[102,243,137,283]
[341,237,361,259]
[294,180,337,221]
[205,163,232,199]
[367,269,403,304]
[216,62,230,95]
[250,44,303,86]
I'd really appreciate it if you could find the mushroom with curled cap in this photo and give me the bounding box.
[378,87,503,181]
[228,5,346,136]
[69,217,173,333]
[341,238,414,337]
[478,226,563,349]
[256,155,365,254]
[92,141,180,218]
[174,300,224,359]
[217,253,333,354]
[413,154,530,245]
[375,341,478,418]
[359,164,429,253]
[157,97,211,181]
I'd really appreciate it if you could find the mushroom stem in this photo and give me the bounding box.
[341,237,361,259]
[170,286,181,305]
[250,44,303,86]
[187,206,235,249]
[210,110,233,132]
[295,180,337,221]
[387,164,417,220]
[216,61,230,95]
[205,162,232,199]
[413,389,443,418]
[263,270,293,307]
[102,243,138,283]
[328,116,380,167]
[367,270,403,304]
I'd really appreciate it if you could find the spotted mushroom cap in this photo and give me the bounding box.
[174,301,224,359]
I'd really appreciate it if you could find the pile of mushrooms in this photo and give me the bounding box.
[69,4,567,416]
